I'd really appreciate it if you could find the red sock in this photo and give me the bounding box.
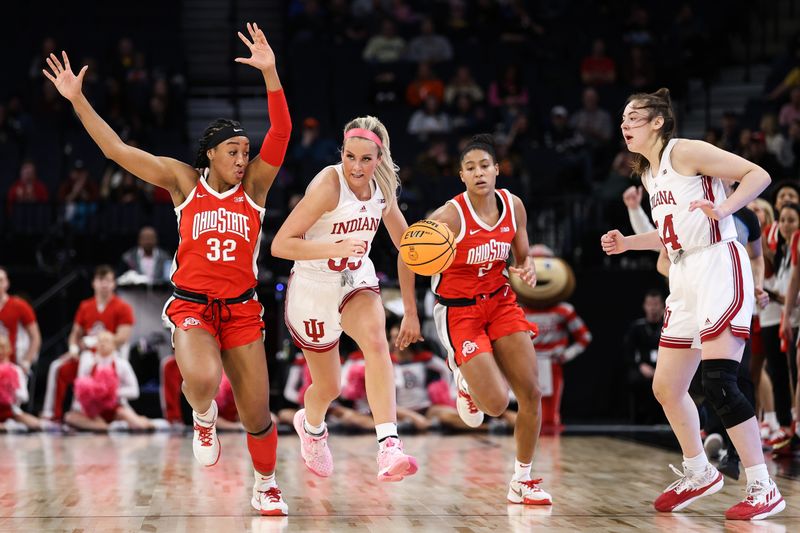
[247,425,278,474]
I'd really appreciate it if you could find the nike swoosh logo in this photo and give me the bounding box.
[196,193,206,197]
[233,128,244,132]
[469,229,480,235]
[511,487,523,497]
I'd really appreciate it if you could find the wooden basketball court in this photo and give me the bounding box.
[0,432,797,531]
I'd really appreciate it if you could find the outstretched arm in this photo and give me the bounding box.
[383,200,423,348]
[237,22,292,206]
[43,52,196,203]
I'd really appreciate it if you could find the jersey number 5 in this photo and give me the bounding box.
[655,214,682,251]
[207,238,236,262]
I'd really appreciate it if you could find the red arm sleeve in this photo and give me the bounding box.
[259,88,292,167]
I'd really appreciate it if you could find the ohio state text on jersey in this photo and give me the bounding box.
[433,189,516,299]
[170,173,265,298]
[292,164,387,279]
[643,139,736,262]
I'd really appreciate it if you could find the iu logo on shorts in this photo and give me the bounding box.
[304,319,326,343]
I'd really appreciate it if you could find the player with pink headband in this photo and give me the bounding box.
[272,116,422,482]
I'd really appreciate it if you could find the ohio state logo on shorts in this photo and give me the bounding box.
[461,340,478,357]
[182,317,202,328]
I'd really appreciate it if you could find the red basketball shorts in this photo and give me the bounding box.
[162,297,264,351]
[432,286,533,367]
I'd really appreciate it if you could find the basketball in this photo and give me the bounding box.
[400,220,456,276]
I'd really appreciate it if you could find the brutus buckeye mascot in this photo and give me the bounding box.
[511,245,591,432]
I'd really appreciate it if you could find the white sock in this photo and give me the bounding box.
[764,411,779,431]
[683,452,709,474]
[744,463,770,486]
[304,419,325,436]
[254,469,276,488]
[376,422,398,442]
[194,400,217,425]
[513,459,532,481]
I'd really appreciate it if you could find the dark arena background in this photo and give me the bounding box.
[0,1,798,531]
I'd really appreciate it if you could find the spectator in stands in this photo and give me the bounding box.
[623,5,655,46]
[788,119,800,176]
[64,330,166,432]
[413,137,456,180]
[580,38,617,86]
[450,94,488,135]
[488,64,528,122]
[119,226,171,284]
[406,17,453,63]
[405,62,444,107]
[109,170,149,204]
[748,131,785,181]
[290,117,338,180]
[719,111,741,154]
[41,265,134,421]
[28,37,57,82]
[624,289,667,424]
[778,87,800,127]
[6,160,49,212]
[408,95,451,140]
[444,65,484,106]
[704,128,722,147]
[0,267,41,374]
[58,159,98,204]
[570,87,612,148]
[362,19,406,63]
[543,106,584,154]
[622,45,656,91]
[761,113,793,169]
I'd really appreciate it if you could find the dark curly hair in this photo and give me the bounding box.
[459,133,497,166]
[194,118,243,168]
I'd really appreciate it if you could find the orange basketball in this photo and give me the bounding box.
[400,220,456,276]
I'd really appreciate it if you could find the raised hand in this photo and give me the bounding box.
[600,229,627,255]
[622,185,643,209]
[234,22,276,72]
[42,51,88,102]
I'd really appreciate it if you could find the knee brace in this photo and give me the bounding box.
[701,359,755,428]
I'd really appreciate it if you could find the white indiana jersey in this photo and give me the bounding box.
[643,139,737,261]
[293,164,387,279]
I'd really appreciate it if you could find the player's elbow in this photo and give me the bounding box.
[270,238,288,259]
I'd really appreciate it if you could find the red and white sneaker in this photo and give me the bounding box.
[654,463,723,512]
[453,367,484,428]
[507,478,552,505]
[251,483,289,516]
[292,409,333,477]
[765,428,791,449]
[725,479,785,520]
[376,437,419,481]
[192,401,220,467]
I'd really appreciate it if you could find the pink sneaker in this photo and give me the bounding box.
[292,409,333,477]
[376,437,418,482]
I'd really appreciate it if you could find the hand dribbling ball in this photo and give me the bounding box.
[400,220,456,276]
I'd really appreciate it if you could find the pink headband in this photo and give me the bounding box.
[344,128,383,149]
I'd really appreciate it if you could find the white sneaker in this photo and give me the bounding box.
[251,481,289,516]
[108,420,129,432]
[507,477,552,505]
[726,478,785,520]
[3,419,28,433]
[192,401,220,467]
[150,418,171,431]
[453,366,484,427]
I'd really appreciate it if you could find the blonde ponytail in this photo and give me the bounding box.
[343,116,399,204]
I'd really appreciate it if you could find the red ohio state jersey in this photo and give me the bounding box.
[170,174,265,298]
[432,189,517,299]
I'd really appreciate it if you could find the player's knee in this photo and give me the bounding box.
[239,412,271,434]
[701,359,755,428]
[183,373,219,400]
[482,394,510,417]
[516,382,542,409]
[357,329,389,356]
[314,379,341,403]
[651,377,678,406]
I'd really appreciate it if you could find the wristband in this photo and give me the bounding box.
[69,344,80,355]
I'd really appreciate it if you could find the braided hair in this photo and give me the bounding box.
[194,118,244,168]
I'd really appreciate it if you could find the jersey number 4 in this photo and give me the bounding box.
[207,238,237,262]
[655,214,682,251]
